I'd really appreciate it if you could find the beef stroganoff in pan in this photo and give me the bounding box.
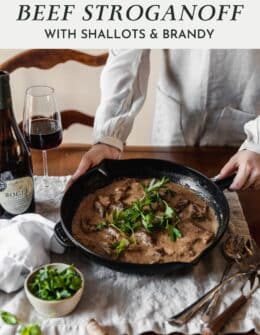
[72,177,218,264]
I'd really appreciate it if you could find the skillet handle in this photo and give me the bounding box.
[212,174,236,191]
[90,160,109,177]
[54,222,74,248]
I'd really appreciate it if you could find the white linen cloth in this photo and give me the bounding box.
[94,50,260,153]
[0,176,67,293]
[0,176,259,335]
[0,214,58,293]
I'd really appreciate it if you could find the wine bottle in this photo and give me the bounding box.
[0,71,35,218]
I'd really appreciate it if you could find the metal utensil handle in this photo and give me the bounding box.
[201,295,247,335]
[201,262,233,324]
[168,284,221,325]
[168,270,252,326]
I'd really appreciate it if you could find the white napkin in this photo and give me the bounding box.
[0,213,63,293]
[0,176,68,294]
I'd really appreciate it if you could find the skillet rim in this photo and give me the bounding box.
[59,158,229,271]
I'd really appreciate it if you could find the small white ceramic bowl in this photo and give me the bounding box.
[24,263,84,318]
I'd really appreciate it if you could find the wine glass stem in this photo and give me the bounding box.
[42,150,49,186]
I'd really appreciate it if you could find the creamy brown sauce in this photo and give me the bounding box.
[72,178,218,264]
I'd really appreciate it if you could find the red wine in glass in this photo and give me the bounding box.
[23,86,63,193]
[25,118,62,150]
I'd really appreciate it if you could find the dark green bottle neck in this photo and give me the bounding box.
[0,71,12,110]
[0,107,14,122]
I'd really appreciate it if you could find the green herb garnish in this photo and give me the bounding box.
[96,222,107,230]
[112,239,130,255]
[144,177,169,193]
[0,310,42,335]
[0,310,18,325]
[100,178,182,255]
[20,324,42,335]
[28,265,82,301]
[169,227,182,241]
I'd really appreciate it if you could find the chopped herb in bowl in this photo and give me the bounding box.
[24,263,84,318]
[28,265,82,301]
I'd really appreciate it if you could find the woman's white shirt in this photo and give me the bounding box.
[93,49,260,154]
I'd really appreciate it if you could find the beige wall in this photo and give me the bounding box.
[0,50,160,146]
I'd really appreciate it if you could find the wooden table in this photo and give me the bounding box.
[32,145,260,246]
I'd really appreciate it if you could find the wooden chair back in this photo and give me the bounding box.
[0,49,108,130]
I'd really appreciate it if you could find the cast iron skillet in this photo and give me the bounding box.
[55,158,234,275]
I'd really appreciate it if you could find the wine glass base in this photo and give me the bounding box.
[34,176,69,222]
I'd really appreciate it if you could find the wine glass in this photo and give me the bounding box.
[23,86,63,196]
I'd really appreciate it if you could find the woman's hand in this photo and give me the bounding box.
[219,150,260,191]
[67,144,121,188]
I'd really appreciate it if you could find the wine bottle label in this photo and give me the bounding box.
[0,176,33,215]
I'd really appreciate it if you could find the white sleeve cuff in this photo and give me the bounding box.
[93,135,124,152]
[239,140,260,154]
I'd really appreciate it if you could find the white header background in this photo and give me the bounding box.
[0,0,259,48]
